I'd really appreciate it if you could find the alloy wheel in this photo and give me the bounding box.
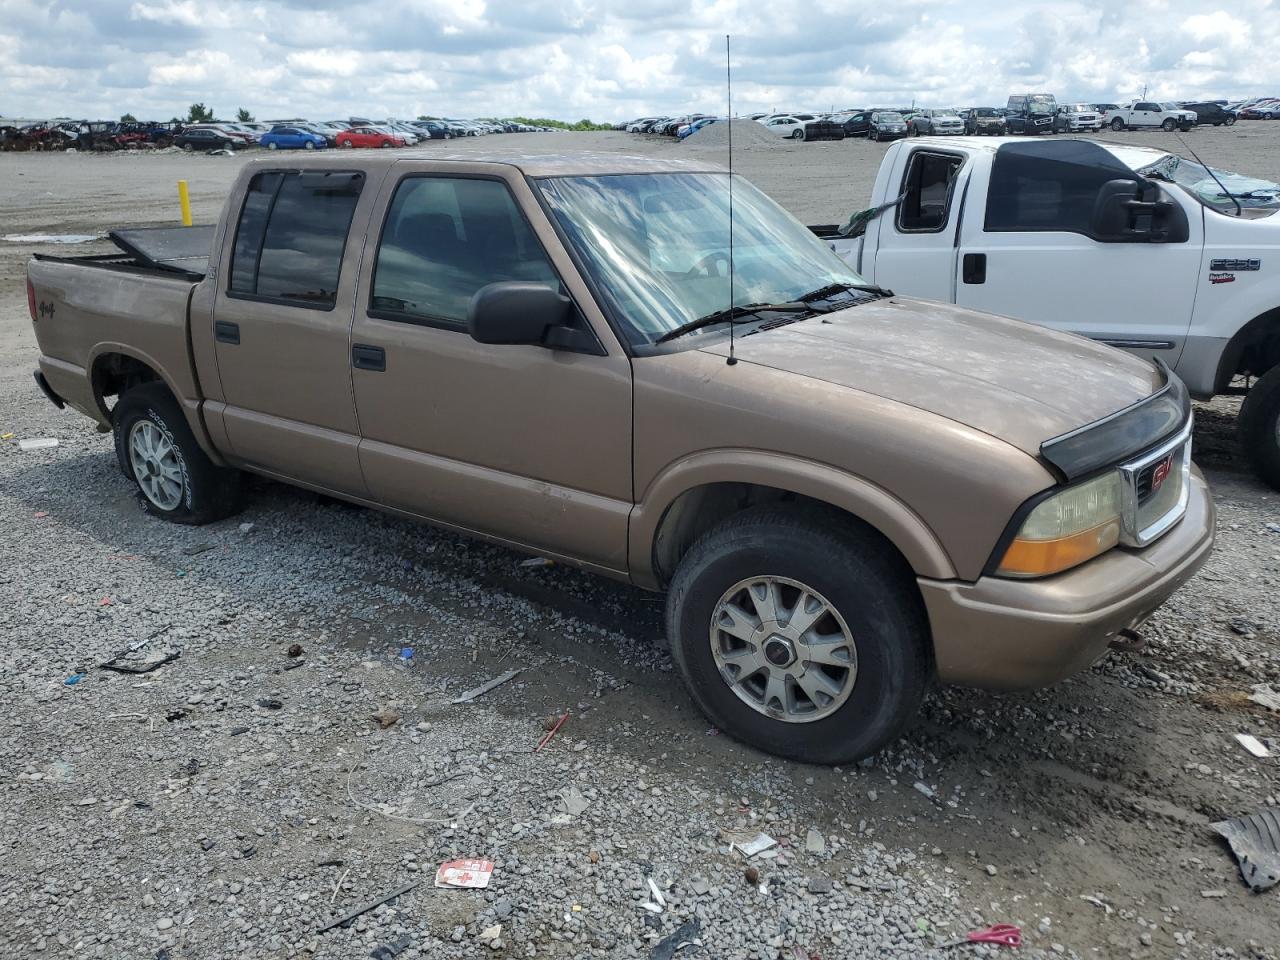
[128,420,183,511]
[709,575,858,723]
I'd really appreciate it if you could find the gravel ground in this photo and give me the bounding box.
[1,128,1279,959]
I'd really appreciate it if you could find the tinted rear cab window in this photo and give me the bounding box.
[229,170,364,309]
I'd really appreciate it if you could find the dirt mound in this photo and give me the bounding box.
[684,118,778,148]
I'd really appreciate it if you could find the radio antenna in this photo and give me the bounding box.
[725,33,737,366]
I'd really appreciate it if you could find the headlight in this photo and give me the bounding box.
[997,472,1123,577]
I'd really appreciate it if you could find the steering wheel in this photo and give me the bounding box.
[687,252,730,278]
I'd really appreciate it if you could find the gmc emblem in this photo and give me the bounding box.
[1150,455,1173,491]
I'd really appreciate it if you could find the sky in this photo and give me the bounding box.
[0,0,1275,122]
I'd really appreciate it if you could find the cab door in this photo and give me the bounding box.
[954,141,1204,362]
[207,167,377,494]
[347,164,633,574]
[864,145,968,302]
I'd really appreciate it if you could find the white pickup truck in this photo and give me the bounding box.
[818,136,1280,487]
[1108,100,1198,132]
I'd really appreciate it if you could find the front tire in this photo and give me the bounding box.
[665,506,930,764]
[267,141,277,150]
[1225,116,1236,126]
[1241,366,1280,491]
[304,140,316,150]
[112,383,243,524]
[1112,117,1125,131]
[790,129,804,140]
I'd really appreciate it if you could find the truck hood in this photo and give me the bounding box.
[698,297,1163,456]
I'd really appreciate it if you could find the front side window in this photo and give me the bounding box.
[897,151,963,232]
[228,170,364,308]
[537,172,866,345]
[985,141,1144,235]
[371,176,558,326]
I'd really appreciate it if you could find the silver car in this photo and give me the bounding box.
[910,109,964,136]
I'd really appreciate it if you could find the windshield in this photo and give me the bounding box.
[537,172,868,345]
[1138,154,1280,217]
[1066,105,1090,113]
[874,112,904,122]
[1027,95,1056,114]
[975,108,997,117]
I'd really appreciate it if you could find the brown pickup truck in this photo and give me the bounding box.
[27,152,1214,763]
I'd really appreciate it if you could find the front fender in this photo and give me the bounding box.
[627,449,956,589]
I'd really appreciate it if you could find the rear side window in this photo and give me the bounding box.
[228,170,364,309]
[370,176,558,327]
[897,151,963,232]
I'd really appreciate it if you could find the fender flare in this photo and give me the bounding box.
[628,449,957,589]
[86,341,226,465]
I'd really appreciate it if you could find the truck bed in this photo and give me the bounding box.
[33,224,212,280]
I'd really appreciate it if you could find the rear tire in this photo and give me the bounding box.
[665,505,930,764]
[1241,366,1280,491]
[112,383,243,525]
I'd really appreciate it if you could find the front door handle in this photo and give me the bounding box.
[352,343,386,372]
[962,253,987,284]
[215,320,240,344]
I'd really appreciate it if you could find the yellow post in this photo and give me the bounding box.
[177,180,192,227]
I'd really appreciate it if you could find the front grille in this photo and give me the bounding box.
[1119,426,1192,547]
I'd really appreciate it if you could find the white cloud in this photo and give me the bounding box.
[2,0,1279,122]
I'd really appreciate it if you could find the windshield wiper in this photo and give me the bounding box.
[655,302,811,344]
[795,281,894,302]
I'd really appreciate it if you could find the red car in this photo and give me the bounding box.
[335,126,405,148]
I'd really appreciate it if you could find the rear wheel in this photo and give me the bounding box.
[665,506,930,764]
[1241,366,1280,491]
[112,383,243,524]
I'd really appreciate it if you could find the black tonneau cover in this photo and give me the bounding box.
[108,225,214,278]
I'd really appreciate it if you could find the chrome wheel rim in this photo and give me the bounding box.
[128,420,183,511]
[709,575,857,723]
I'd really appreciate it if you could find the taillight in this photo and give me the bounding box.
[26,275,37,322]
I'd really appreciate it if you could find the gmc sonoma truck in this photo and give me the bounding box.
[28,152,1214,764]
[820,136,1280,489]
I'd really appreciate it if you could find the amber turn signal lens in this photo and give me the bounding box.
[998,519,1121,578]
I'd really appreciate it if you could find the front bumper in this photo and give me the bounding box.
[921,466,1215,689]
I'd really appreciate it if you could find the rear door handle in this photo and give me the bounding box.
[962,253,987,285]
[352,343,386,372]
[215,320,240,344]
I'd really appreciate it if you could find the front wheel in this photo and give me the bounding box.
[1241,366,1280,491]
[181,142,193,152]
[1112,117,1125,131]
[113,383,243,523]
[304,140,316,150]
[1225,116,1236,126]
[341,140,354,148]
[665,506,930,764]
[790,128,804,139]
[1161,118,1177,131]
[267,141,277,150]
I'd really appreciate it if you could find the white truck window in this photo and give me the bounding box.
[896,151,963,233]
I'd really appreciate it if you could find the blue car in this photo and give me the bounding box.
[260,126,328,150]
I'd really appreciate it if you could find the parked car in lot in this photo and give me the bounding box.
[909,109,964,136]
[1005,94,1058,134]
[763,116,809,139]
[867,111,910,141]
[260,125,328,150]
[1182,102,1237,126]
[336,126,404,149]
[27,150,1215,764]
[1238,101,1279,120]
[1054,103,1103,132]
[817,135,1280,489]
[1093,103,1120,126]
[410,120,453,140]
[839,111,872,138]
[1109,101,1197,131]
[173,128,239,151]
[962,108,1006,135]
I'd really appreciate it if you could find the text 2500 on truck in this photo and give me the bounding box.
[28,152,1214,763]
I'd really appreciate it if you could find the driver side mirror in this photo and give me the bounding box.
[467,281,599,354]
[1090,179,1190,244]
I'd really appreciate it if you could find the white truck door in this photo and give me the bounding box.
[866,144,969,301]
[954,140,1203,365]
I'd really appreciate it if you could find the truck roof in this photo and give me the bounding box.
[240,150,725,178]
[908,135,1172,173]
